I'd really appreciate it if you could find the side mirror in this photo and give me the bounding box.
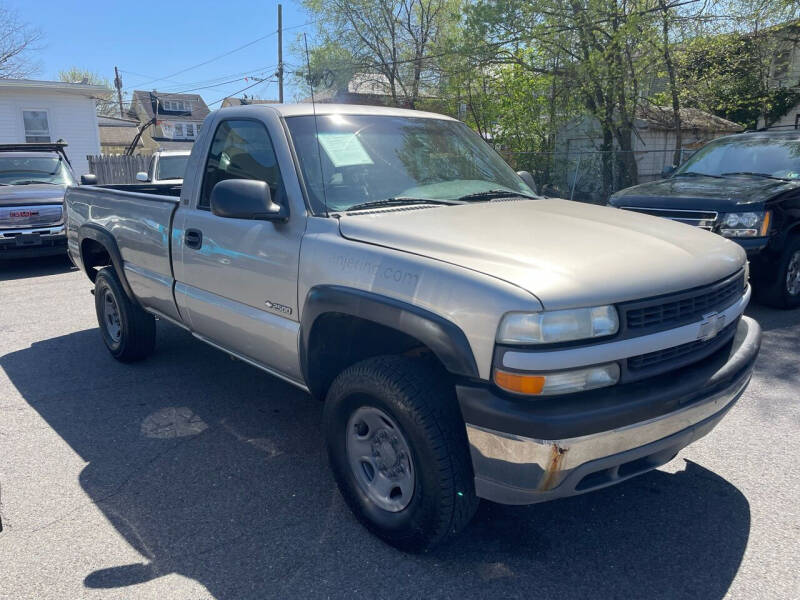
[136,172,149,182]
[516,170,537,194]
[80,174,97,185]
[661,165,677,178]
[211,179,285,221]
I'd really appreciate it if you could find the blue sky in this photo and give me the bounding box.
[8,0,315,108]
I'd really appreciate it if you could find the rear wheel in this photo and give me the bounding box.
[94,267,156,361]
[758,235,800,309]
[324,356,478,552]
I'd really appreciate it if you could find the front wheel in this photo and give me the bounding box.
[323,356,478,552]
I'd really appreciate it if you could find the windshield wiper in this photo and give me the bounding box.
[673,171,723,179]
[720,172,789,181]
[345,197,460,212]
[9,180,60,185]
[455,189,538,202]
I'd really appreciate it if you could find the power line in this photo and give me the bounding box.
[134,30,282,88]
[152,68,279,98]
[207,77,276,107]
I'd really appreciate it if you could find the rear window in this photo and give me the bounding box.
[157,155,189,180]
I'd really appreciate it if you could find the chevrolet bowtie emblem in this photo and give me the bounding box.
[697,312,726,341]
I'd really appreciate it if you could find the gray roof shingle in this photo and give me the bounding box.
[129,90,210,121]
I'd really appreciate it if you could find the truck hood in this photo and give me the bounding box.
[0,184,66,206]
[338,199,745,310]
[609,175,800,211]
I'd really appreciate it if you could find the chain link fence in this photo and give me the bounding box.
[503,149,695,204]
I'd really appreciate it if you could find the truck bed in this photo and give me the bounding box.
[65,184,182,321]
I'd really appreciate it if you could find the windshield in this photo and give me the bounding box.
[285,114,535,213]
[156,155,189,180]
[0,156,74,185]
[676,137,800,180]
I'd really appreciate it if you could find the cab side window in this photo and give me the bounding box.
[199,119,283,210]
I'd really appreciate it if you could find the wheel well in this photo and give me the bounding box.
[786,222,800,239]
[80,238,112,282]
[304,313,445,400]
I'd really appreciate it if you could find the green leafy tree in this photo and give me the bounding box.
[58,67,118,116]
[673,21,800,129]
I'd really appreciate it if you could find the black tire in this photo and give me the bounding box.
[94,267,156,362]
[757,235,800,309]
[323,355,479,552]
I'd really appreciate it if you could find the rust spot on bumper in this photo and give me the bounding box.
[538,444,569,491]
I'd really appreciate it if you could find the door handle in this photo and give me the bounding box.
[185,228,203,250]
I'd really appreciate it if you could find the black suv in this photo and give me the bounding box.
[608,131,800,308]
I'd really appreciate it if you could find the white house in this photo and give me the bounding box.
[0,79,109,176]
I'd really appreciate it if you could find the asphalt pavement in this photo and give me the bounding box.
[0,255,798,600]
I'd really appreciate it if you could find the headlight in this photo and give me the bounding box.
[497,305,619,345]
[494,363,620,396]
[720,211,771,238]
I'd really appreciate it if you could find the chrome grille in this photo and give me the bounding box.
[620,271,745,333]
[620,206,718,230]
[627,320,738,373]
[0,204,63,229]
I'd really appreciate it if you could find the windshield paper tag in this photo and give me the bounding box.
[317,133,373,167]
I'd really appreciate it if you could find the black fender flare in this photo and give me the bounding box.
[77,223,138,304]
[299,285,480,394]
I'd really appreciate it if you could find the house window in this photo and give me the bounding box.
[162,99,191,112]
[23,110,51,143]
[185,124,195,138]
[774,49,792,80]
[174,123,184,139]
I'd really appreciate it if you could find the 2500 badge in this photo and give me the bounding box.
[264,300,292,316]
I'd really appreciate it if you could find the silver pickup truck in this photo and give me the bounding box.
[66,104,761,552]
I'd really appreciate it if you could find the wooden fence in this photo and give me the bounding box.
[86,155,150,184]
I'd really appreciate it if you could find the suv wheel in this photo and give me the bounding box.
[323,355,478,552]
[759,236,800,309]
[94,267,156,361]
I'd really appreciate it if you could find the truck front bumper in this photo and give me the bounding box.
[0,225,67,259]
[457,316,761,505]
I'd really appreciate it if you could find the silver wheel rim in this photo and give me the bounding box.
[346,406,415,512]
[787,250,800,296]
[103,289,122,342]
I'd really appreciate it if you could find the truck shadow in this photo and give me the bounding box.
[1,325,750,600]
[0,254,76,281]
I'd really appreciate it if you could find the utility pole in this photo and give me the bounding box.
[114,66,124,118]
[277,4,284,103]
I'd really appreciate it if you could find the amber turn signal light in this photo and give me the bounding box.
[493,369,545,395]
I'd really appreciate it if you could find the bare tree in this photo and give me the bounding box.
[302,0,458,108]
[0,5,42,79]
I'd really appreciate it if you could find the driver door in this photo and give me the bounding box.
[173,118,305,382]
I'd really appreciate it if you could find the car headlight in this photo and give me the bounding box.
[720,211,771,238]
[496,305,619,345]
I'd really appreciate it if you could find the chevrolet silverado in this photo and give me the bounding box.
[65,104,761,551]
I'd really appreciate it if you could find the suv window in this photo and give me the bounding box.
[200,119,283,209]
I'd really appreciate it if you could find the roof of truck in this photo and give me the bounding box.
[221,103,458,121]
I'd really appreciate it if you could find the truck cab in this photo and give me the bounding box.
[136,149,191,184]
